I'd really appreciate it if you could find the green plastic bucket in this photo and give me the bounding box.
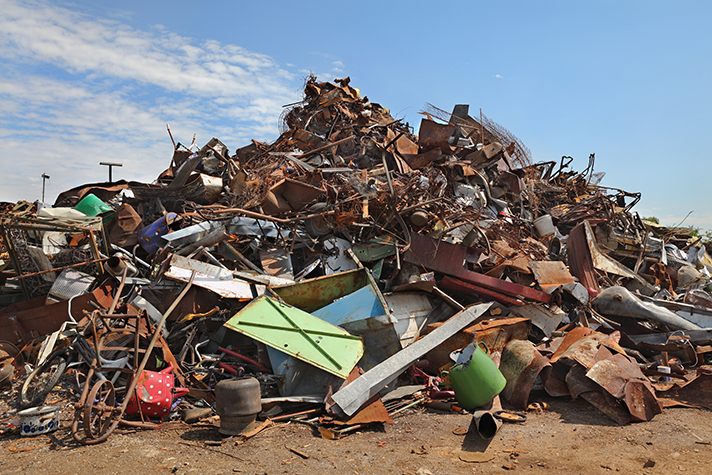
[75,193,115,226]
[443,342,506,410]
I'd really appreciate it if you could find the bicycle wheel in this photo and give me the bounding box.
[18,350,69,409]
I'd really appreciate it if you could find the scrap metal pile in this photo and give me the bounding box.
[2,76,712,444]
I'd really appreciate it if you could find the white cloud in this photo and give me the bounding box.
[0,0,302,203]
[494,74,503,79]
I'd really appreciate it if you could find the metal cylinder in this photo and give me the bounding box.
[410,209,430,227]
[215,377,261,435]
[106,254,139,278]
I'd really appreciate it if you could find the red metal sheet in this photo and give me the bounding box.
[440,275,524,307]
[404,233,550,304]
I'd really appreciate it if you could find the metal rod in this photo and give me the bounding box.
[389,396,427,416]
[166,124,176,150]
[381,151,395,195]
[108,266,128,315]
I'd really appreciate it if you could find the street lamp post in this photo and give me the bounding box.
[99,162,123,183]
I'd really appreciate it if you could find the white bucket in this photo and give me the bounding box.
[533,215,555,237]
[17,405,60,436]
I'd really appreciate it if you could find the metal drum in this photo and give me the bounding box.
[215,377,261,435]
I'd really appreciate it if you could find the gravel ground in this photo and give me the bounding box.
[1,388,711,475]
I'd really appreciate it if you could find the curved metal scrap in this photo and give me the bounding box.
[499,339,551,410]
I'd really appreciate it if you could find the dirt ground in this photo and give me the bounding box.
[1,387,711,475]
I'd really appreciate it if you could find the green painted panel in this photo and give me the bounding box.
[224,295,363,379]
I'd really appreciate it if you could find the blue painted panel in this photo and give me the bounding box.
[311,285,386,326]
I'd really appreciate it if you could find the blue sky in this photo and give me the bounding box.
[1,0,711,229]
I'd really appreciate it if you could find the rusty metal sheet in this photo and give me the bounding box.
[401,148,442,170]
[107,203,142,248]
[270,267,370,314]
[260,178,325,216]
[528,261,575,294]
[385,129,419,156]
[585,357,630,399]
[554,333,618,369]
[405,234,551,304]
[549,327,596,363]
[580,390,631,426]
[259,247,294,280]
[499,339,551,410]
[565,363,600,399]
[658,373,712,411]
[338,393,393,425]
[624,380,662,422]
[418,119,456,151]
[585,353,662,422]
[496,170,524,195]
[544,368,572,397]
[329,368,393,426]
[490,240,532,274]
[565,357,641,426]
[0,281,114,345]
[566,222,599,292]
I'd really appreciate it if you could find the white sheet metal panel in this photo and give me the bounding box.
[384,292,434,348]
[165,254,255,299]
